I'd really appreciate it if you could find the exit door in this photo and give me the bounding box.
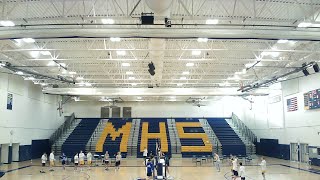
[300,143,309,163]
[290,143,299,162]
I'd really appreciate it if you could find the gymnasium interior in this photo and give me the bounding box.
[0,0,320,179]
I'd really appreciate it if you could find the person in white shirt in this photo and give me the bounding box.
[79,151,85,171]
[143,147,148,164]
[40,153,47,173]
[104,151,110,170]
[87,152,92,168]
[74,153,79,170]
[239,162,246,180]
[231,158,238,180]
[214,153,221,172]
[49,151,55,171]
[115,152,122,171]
[260,157,267,180]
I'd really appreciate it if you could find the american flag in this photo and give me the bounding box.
[287,97,298,112]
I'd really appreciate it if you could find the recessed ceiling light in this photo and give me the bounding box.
[85,82,92,87]
[0,20,15,27]
[177,83,183,86]
[76,77,84,80]
[180,77,187,80]
[30,51,40,58]
[277,39,288,43]
[16,71,23,75]
[126,71,133,75]
[116,50,126,56]
[110,37,121,42]
[197,38,208,42]
[101,18,115,24]
[47,61,56,66]
[69,71,77,75]
[24,77,35,80]
[137,97,142,100]
[122,63,130,67]
[182,71,190,75]
[40,51,51,55]
[131,83,137,86]
[22,38,35,43]
[192,50,201,56]
[206,19,219,24]
[298,22,312,28]
[128,77,135,80]
[186,63,194,67]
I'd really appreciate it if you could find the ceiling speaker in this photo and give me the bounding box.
[302,69,310,76]
[313,63,319,73]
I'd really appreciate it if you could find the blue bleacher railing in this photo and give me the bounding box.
[49,113,75,146]
[231,113,257,144]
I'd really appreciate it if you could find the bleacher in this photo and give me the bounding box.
[95,119,132,157]
[137,118,171,158]
[207,118,246,156]
[61,118,100,157]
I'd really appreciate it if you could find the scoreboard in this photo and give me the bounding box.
[304,88,320,110]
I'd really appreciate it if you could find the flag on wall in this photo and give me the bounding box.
[7,93,13,110]
[287,97,298,112]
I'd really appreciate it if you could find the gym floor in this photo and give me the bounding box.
[1,156,319,180]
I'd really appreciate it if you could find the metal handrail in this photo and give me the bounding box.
[231,113,257,143]
[49,113,75,145]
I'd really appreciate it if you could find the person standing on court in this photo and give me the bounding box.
[49,151,55,171]
[239,162,246,180]
[87,151,93,169]
[104,151,110,170]
[60,153,67,170]
[115,152,122,171]
[214,153,221,172]
[231,158,238,180]
[40,152,47,173]
[74,153,79,171]
[143,147,148,164]
[79,150,85,171]
[260,157,267,180]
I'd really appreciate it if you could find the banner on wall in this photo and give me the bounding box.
[287,97,298,112]
[7,93,13,110]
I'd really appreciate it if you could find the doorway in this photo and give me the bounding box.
[300,143,309,163]
[290,143,299,162]
[0,144,10,164]
[12,143,20,162]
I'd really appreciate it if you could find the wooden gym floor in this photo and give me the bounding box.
[0,156,320,180]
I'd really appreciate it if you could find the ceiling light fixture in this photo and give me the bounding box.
[30,51,40,58]
[22,38,35,43]
[186,63,194,67]
[122,63,130,67]
[206,19,219,24]
[197,38,208,42]
[192,50,201,56]
[101,18,115,24]
[182,71,190,75]
[47,61,56,66]
[298,22,312,28]
[0,20,15,27]
[137,97,142,100]
[180,77,187,80]
[110,37,121,42]
[69,71,77,75]
[116,50,126,56]
[177,83,183,86]
[40,51,51,56]
[131,83,137,86]
[85,82,92,87]
[16,71,23,75]
[277,39,289,43]
[76,77,84,80]
[126,71,133,75]
[128,77,135,80]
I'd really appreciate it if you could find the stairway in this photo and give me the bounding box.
[167,119,181,157]
[85,119,109,153]
[226,119,256,156]
[127,119,140,157]
[51,119,81,155]
[199,118,222,156]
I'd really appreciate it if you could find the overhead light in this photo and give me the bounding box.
[182,71,190,75]
[116,50,126,56]
[0,62,5,67]
[101,18,115,24]
[78,82,85,87]
[180,77,187,80]
[40,83,47,86]
[122,63,130,67]
[61,70,67,74]
[186,63,194,67]
[177,83,183,86]
[298,22,312,28]
[25,77,35,80]
[85,82,92,87]
[22,38,35,43]
[206,19,219,25]
[30,51,40,58]
[261,51,280,57]
[76,77,84,80]
[137,97,142,100]
[126,71,133,75]
[0,20,15,27]
[69,71,77,75]
[197,38,208,42]
[47,61,56,66]
[110,37,121,42]
[128,77,135,80]
[242,69,247,74]
[192,50,201,56]
[40,51,51,56]
[170,96,176,99]
[131,83,137,86]
[277,39,289,44]
[16,71,23,75]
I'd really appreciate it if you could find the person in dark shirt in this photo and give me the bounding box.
[146,159,154,179]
